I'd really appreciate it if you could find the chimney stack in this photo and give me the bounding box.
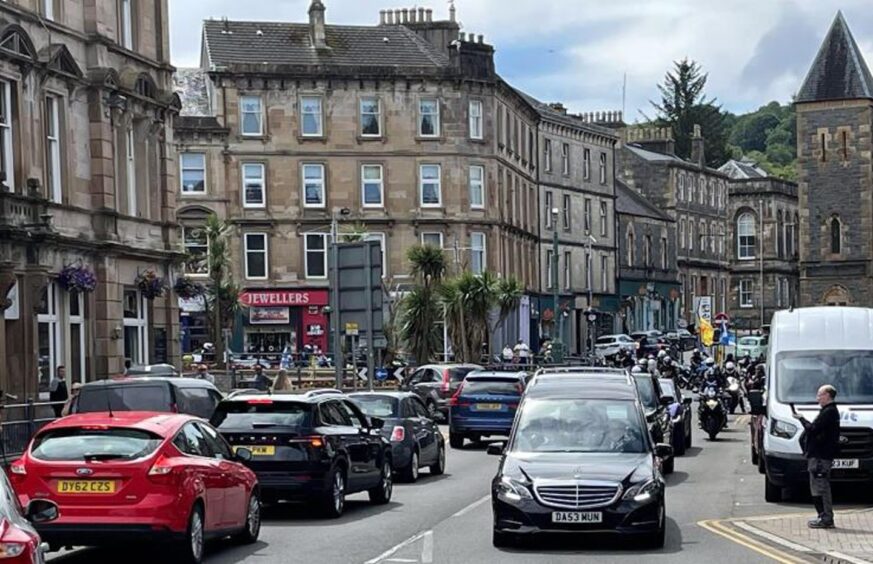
[691,123,705,167]
[426,9,432,22]
[450,1,456,22]
[379,10,385,25]
[418,8,425,21]
[308,0,328,50]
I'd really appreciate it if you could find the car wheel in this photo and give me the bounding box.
[449,432,464,449]
[321,466,346,518]
[674,428,686,456]
[234,491,261,544]
[643,503,666,549]
[662,456,675,475]
[686,422,692,448]
[764,475,782,503]
[400,451,419,483]
[369,459,393,504]
[429,441,446,475]
[176,504,204,564]
[492,529,517,548]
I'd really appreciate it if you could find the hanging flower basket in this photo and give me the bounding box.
[135,269,168,300]
[174,276,206,300]
[57,264,97,294]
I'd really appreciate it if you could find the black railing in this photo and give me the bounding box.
[0,400,63,462]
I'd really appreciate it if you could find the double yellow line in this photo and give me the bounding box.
[698,519,809,564]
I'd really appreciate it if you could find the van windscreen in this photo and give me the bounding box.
[776,351,873,404]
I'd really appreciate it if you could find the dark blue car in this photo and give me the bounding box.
[659,377,693,456]
[448,371,527,449]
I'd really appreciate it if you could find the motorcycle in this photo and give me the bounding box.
[698,385,727,440]
[726,375,743,414]
[675,365,694,390]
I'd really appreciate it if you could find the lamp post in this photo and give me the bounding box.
[550,207,563,363]
[758,199,765,327]
[330,207,351,389]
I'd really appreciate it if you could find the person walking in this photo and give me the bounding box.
[513,340,530,366]
[49,366,69,417]
[252,364,272,391]
[61,382,83,417]
[194,364,215,384]
[793,385,840,529]
[272,369,293,392]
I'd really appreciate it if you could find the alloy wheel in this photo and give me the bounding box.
[333,471,345,514]
[411,453,419,480]
[190,509,204,562]
[382,462,393,499]
[247,495,261,538]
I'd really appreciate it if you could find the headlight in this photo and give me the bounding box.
[623,479,661,502]
[0,542,25,557]
[496,475,533,502]
[706,400,719,409]
[770,418,799,439]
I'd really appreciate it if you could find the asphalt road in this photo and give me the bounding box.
[49,413,819,564]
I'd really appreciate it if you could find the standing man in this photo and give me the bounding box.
[513,340,530,366]
[793,385,840,529]
[49,366,68,417]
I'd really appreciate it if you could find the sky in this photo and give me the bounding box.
[169,0,873,118]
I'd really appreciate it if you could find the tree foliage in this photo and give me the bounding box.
[727,101,797,180]
[202,214,241,367]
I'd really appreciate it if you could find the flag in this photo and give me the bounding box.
[699,316,715,346]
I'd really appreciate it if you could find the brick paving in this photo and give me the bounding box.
[736,508,873,563]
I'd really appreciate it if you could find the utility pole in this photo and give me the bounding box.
[452,237,468,362]
[759,199,765,327]
[331,212,342,389]
[551,209,563,363]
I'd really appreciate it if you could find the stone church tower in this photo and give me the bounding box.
[796,12,873,306]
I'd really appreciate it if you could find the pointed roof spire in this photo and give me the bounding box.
[797,11,873,103]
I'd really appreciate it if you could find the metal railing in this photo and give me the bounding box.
[0,400,64,462]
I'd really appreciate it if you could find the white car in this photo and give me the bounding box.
[594,334,637,358]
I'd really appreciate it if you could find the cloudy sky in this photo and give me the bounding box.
[169,0,873,118]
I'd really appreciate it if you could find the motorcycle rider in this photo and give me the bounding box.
[647,356,659,377]
[660,355,679,380]
[620,349,636,369]
[723,361,746,414]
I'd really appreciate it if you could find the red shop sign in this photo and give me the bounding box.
[239,289,329,307]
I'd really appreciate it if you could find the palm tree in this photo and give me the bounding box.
[400,245,447,364]
[202,214,238,367]
[490,276,524,356]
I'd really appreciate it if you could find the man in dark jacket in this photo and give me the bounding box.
[793,385,840,528]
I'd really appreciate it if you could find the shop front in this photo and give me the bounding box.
[619,280,681,334]
[236,289,329,358]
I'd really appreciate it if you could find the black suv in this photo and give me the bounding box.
[210,389,394,518]
[73,377,222,419]
[489,375,672,548]
[631,372,675,473]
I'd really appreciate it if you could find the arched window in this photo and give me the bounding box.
[627,231,635,266]
[644,235,652,266]
[831,217,841,254]
[699,220,706,252]
[688,222,695,251]
[737,212,756,260]
[776,210,783,258]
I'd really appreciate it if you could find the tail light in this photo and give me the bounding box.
[448,383,466,407]
[390,426,405,442]
[147,455,178,485]
[440,369,451,393]
[289,436,324,448]
[8,459,25,482]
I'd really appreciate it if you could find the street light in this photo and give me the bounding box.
[331,207,351,389]
[550,207,563,363]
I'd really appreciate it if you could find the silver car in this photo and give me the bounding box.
[594,334,637,358]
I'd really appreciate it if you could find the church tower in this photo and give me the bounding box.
[796,12,873,306]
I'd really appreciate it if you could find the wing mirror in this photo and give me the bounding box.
[653,443,673,459]
[486,442,506,456]
[234,447,253,462]
[682,396,693,405]
[25,499,59,524]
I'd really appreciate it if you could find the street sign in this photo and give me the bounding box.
[714,312,730,324]
[345,322,359,336]
[357,368,368,381]
[393,367,406,383]
[375,368,388,381]
[694,296,713,322]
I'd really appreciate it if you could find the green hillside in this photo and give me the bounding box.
[726,101,797,180]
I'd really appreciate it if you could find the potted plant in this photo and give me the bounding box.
[174,276,206,300]
[135,269,168,300]
[57,264,97,294]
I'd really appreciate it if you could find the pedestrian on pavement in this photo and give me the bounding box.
[514,340,531,366]
[272,369,293,392]
[501,344,514,363]
[793,384,840,529]
[252,364,271,391]
[195,364,215,384]
[49,366,68,417]
[61,382,83,417]
[123,359,132,376]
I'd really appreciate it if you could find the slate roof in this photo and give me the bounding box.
[624,144,684,163]
[202,19,450,70]
[797,11,873,103]
[513,88,618,139]
[615,180,673,222]
[718,159,768,180]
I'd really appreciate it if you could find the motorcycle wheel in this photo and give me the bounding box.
[708,430,719,441]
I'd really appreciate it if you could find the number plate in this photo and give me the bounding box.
[551,511,603,524]
[234,445,275,456]
[56,480,116,494]
[475,403,502,411]
[833,459,859,469]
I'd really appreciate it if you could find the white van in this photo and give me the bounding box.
[753,307,873,502]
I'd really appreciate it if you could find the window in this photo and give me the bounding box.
[183,226,209,276]
[776,277,783,308]
[720,278,727,313]
[561,143,570,174]
[644,235,652,266]
[361,164,383,207]
[421,232,443,249]
[820,132,827,162]
[600,255,609,291]
[545,191,554,229]
[546,250,555,289]
[831,217,841,254]
[599,152,607,184]
[419,164,441,207]
[45,95,62,203]
[841,131,848,161]
[37,283,60,396]
[419,99,440,137]
[562,194,571,230]
[469,165,485,209]
[244,233,268,280]
[679,219,686,249]
[469,100,483,140]
[563,251,571,290]
[119,0,133,49]
[709,181,715,207]
[776,211,784,257]
[584,198,592,233]
[544,139,552,172]
[43,0,55,19]
[0,80,13,192]
[300,96,323,137]
[180,153,206,194]
[661,237,668,269]
[126,128,136,216]
[737,212,756,260]
[710,221,716,253]
[739,279,753,308]
[626,232,635,266]
[678,176,684,201]
[242,163,265,208]
[303,233,328,278]
[699,220,706,253]
[583,148,591,180]
[302,163,325,208]
[688,221,694,251]
[122,288,148,366]
[782,278,790,308]
[240,96,263,136]
[599,201,608,237]
[360,98,381,137]
[470,232,486,275]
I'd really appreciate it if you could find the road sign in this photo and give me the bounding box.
[694,296,713,322]
[345,322,359,336]
[357,368,368,381]
[393,367,406,383]
[375,368,388,381]
[714,312,730,324]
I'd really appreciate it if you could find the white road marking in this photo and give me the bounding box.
[733,520,813,553]
[384,560,417,563]
[451,494,490,518]
[826,551,873,564]
[364,530,433,564]
[421,530,434,563]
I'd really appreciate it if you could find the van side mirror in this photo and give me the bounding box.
[748,390,766,416]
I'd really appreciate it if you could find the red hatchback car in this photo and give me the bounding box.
[9,412,261,564]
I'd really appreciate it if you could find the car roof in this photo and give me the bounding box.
[348,391,414,400]
[220,390,343,404]
[525,378,639,401]
[39,411,192,436]
[418,364,483,370]
[466,371,526,380]
[80,377,218,390]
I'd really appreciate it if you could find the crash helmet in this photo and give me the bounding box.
[725,361,736,372]
[662,356,673,366]
[631,365,643,374]
[657,349,667,359]
[704,357,715,366]
[647,359,658,372]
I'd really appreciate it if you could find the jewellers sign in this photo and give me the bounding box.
[239,290,329,307]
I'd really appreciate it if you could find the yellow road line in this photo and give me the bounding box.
[698,519,807,564]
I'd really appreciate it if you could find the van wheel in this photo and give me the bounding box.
[757,450,766,474]
[662,456,675,475]
[765,475,782,503]
[750,443,759,466]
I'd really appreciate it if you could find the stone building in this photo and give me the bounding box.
[795,12,873,307]
[616,180,680,333]
[519,96,619,353]
[0,0,180,396]
[617,126,730,324]
[176,2,542,358]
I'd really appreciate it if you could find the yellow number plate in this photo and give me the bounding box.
[475,403,502,411]
[56,480,116,494]
[235,445,275,456]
